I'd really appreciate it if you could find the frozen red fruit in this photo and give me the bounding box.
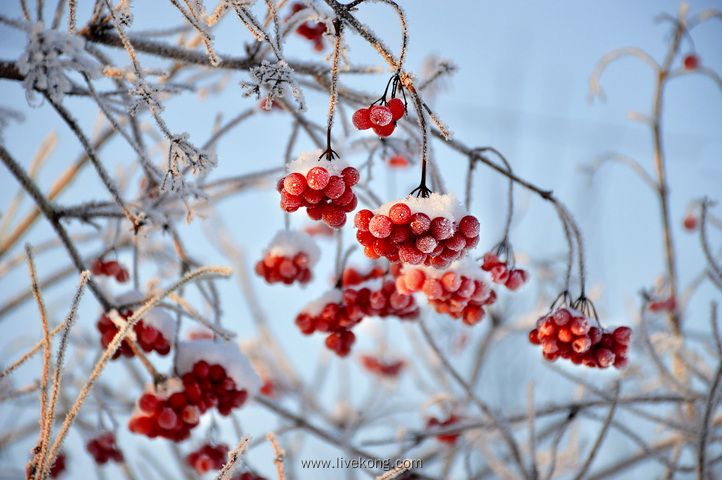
[283,172,307,196]
[430,217,454,240]
[387,98,405,120]
[683,54,699,70]
[389,203,412,225]
[322,204,346,228]
[612,326,633,345]
[369,105,393,126]
[354,209,374,231]
[409,213,431,235]
[505,269,528,291]
[341,167,360,187]
[369,215,393,238]
[352,108,372,130]
[373,122,395,137]
[324,176,346,199]
[306,167,330,190]
[458,215,480,238]
[388,154,409,168]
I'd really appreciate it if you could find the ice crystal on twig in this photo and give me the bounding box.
[240,60,306,111]
[17,23,102,105]
[127,77,167,116]
[162,133,218,194]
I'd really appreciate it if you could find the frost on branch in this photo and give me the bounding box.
[162,134,218,195]
[17,22,101,105]
[127,77,167,117]
[240,60,306,111]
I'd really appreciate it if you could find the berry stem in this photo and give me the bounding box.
[321,18,344,162]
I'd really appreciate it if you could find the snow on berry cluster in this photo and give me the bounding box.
[354,193,480,268]
[86,433,124,465]
[287,2,327,51]
[278,150,359,228]
[186,443,228,474]
[395,258,496,326]
[353,98,405,137]
[255,230,320,285]
[528,307,632,369]
[426,415,461,445]
[295,271,420,357]
[128,341,260,440]
[481,252,529,291]
[96,298,175,360]
[91,258,130,282]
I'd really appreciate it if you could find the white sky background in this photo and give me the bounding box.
[0,0,721,479]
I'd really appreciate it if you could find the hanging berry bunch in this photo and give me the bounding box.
[86,433,124,465]
[394,257,497,326]
[294,289,364,357]
[255,230,320,286]
[354,193,480,268]
[359,354,405,379]
[96,300,175,361]
[481,248,529,291]
[278,150,359,229]
[185,443,229,474]
[91,258,129,283]
[352,75,406,137]
[426,414,461,446]
[528,296,632,369]
[286,2,327,52]
[128,341,260,440]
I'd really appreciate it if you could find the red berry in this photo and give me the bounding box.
[683,54,699,70]
[354,209,374,231]
[458,215,480,238]
[103,260,122,277]
[157,408,178,430]
[595,348,615,368]
[324,176,346,199]
[138,393,158,413]
[369,215,393,238]
[305,166,330,190]
[399,245,425,265]
[193,360,210,380]
[683,213,698,231]
[505,269,528,291]
[430,217,454,240]
[612,326,633,345]
[322,204,346,228]
[91,259,105,275]
[115,268,130,283]
[409,213,431,235]
[369,105,393,126]
[572,335,591,354]
[372,122,395,137]
[387,98,405,120]
[283,172,307,196]
[352,108,372,130]
[388,154,409,168]
[388,203,412,225]
[569,317,590,336]
[481,252,502,271]
[490,265,509,284]
[341,167,360,187]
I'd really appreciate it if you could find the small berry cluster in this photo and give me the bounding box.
[528,307,632,369]
[352,98,405,137]
[91,258,129,283]
[287,2,326,51]
[96,311,171,360]
[279,151,359,229]
[129,361,249,440]
[355,193,480,268]
[86,433,124,465]
[49,452,67,478]
[295,277,419,357]
[359,354,405,378]
[185,443,229,474]
[481,252,529,291]
[295,290,364,357]
[255,230,320,286]
[426,415,460,445]
[395,260,496,326]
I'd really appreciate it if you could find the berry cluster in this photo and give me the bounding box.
[528,307,632,369]
[481,252,529,291]
[278,151,359,229]
[395,259,496,326]
[287,2,326,51]
[49,452,67,478]
[352,98,405,137]
[86,433,124,465]
[355,193,480,268]
[294,290,364,357]
[91,258,129,283]
[255,230,320,286]
[359,354,405,378]
[96,311,171,360]
[295,277,419,357]
[186,443,229,474]
[426,415,460,445]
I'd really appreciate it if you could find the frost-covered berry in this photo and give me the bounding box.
[352,108,372,130]
[279,150,360,229]
[86,433,124,465]
[369,105,393,126]
[387,98,405,120]
[354,193,481,268]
